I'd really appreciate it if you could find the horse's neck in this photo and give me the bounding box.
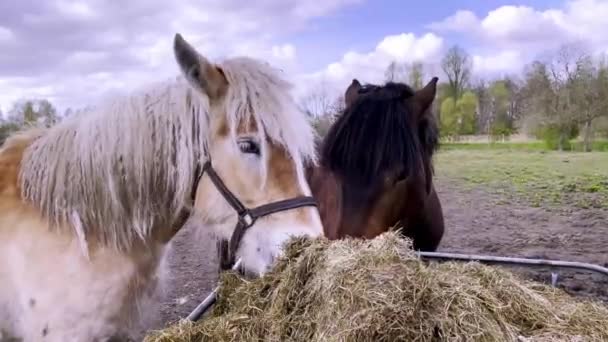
[0,131,41,199]
[307,164,343,239]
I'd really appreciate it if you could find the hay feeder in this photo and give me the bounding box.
[146,232,608,342]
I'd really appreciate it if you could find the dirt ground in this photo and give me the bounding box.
[436,179,608,303]
[151,177,608,332]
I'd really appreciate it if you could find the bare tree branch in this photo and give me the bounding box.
[441,45,472,100]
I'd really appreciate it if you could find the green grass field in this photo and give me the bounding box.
[435,149,608,209]
[439,140,608,152]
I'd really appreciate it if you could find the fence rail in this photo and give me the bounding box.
[187,258,242,322]
[417,251,608,278]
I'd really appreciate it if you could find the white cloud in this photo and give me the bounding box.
[294,0,608,105]
[272,44,296,61]
[54,0,99,20]
[472,50,522,77]
[298,32,444,100]
[426,10,479,33]
[5,0,608,116]
[479,6,569,47]
[429,0,608,48]
[0,0,362,112]
[292,0,362,19]
[426,0,608,76]
[0,26,14,43]
[0,77,57,113]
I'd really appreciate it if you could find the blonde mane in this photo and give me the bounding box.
[18,57,317,251]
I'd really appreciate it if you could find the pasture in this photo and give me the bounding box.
[152,146,608,333]
[436,148,608,209]
[436,148,608,304]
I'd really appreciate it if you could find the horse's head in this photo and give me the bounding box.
[173,34,323,275]
[320,77,439,238]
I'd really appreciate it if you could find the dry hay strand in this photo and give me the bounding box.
[145,232,608,342]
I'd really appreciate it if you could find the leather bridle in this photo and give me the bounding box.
[191,160,318,270]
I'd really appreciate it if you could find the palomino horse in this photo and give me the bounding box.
[306,78,445,251]
[0,33,323,341]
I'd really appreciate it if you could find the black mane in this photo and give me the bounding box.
[321,82,431,192]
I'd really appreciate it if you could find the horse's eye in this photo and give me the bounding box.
[394,170,407,183]
[238,139,260,155]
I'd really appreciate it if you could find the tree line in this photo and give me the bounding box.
[0,99,70,145]
[5,43,608,152]
[302,43,608,152]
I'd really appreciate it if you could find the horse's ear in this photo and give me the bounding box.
[411,77,438,119]
[344,79,362,108]
[173,33,228,100]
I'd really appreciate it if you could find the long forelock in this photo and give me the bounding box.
[321,82,424,190]
[218,57,318,181]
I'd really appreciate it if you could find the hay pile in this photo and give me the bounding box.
[146,232,608,341]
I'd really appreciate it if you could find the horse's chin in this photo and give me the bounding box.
[216,236,274,278]
[238,266,267,279]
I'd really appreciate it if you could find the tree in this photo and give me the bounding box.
[64,107,74,118]
[299,82,336,118]
[488,80,509,136]
[439,91,477,139]
[0,111,20,145]
[309,94,344,139]
[548,44,591,150]
[521,44,593,151]
[457,92,478,135]
[571,54,608,151]
[0,122,20,145]
[384,61,403,83]
[384,61,425,88]
[7,99,59,128]
[439,97,457,137]
[596,116,608,138]
[441,45,472,100]
[0,98,60,145]
[299,82,344,139]
[405,61,425,89]
[503,76,526,129]
[487,79,524,138]
[37,99,59,127]
[471,78,491,134]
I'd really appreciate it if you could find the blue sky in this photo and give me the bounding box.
[1,0,607,113]
[288,0,562,72]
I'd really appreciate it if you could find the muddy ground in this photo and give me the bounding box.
[151,177,608,332]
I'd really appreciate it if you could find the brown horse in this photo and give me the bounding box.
[305,77,445,251]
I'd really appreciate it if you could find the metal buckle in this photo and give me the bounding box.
[239,211,254,227]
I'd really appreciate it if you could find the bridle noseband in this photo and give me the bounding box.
[196,160,318,270]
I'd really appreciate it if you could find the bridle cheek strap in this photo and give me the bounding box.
[200,161,318,270]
